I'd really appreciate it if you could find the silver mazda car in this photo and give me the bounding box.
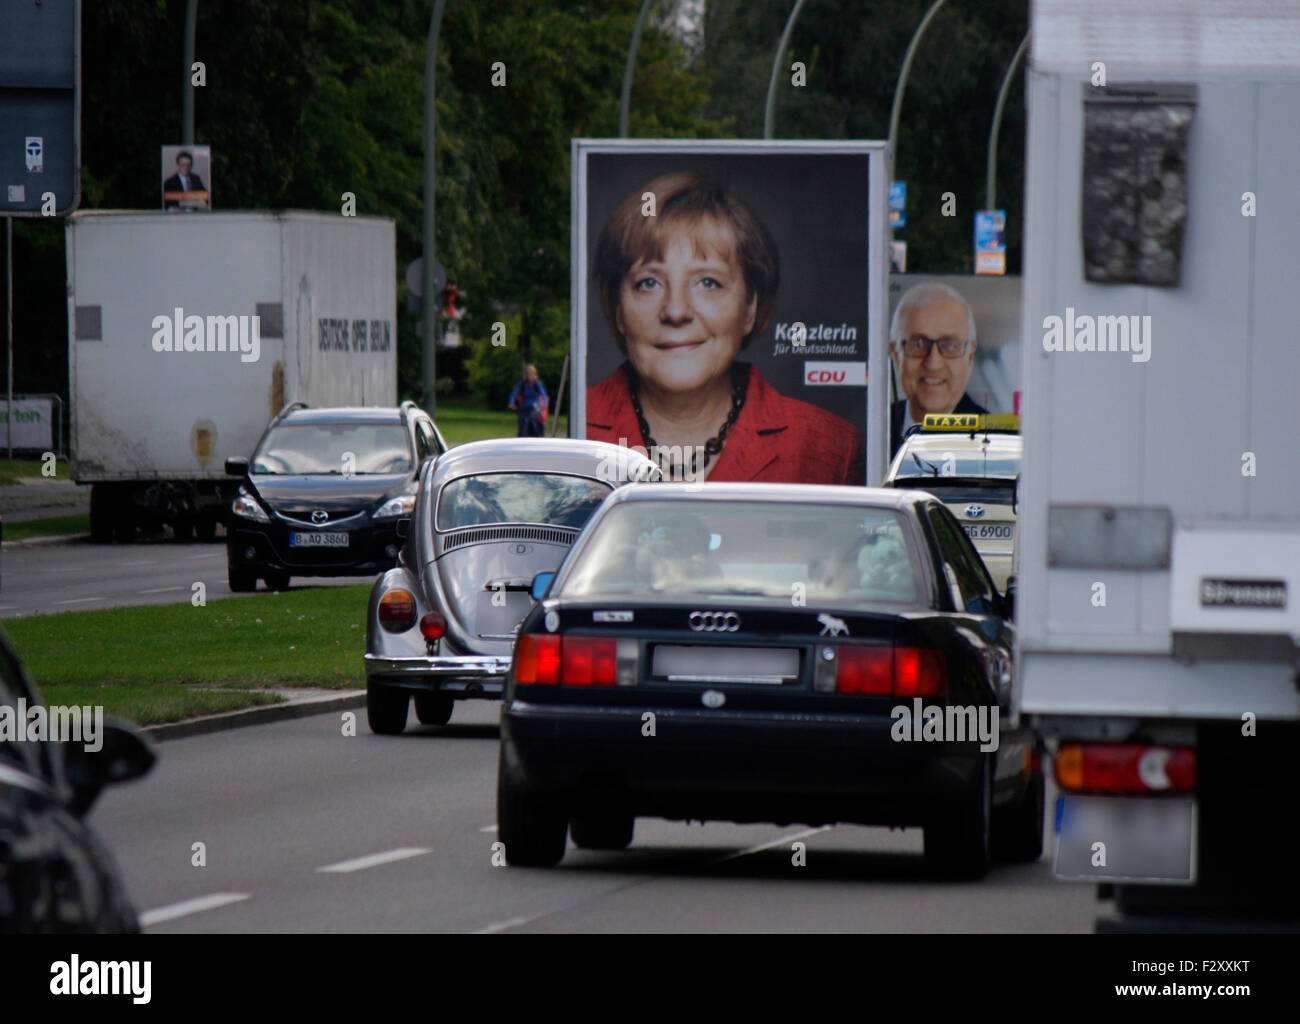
[363,438,660,734]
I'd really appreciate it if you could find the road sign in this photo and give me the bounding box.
[0,1,80,216]
[405,257,446,297]
[889,181,906,229]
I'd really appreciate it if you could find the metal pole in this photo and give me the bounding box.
[887,0,947,183]
[986,32,1029,211]
[549,353,570,437]
[422,0,448,416]
[764,0,808,139]
[619,0,655,137]
[182,0,198,145]
[6,217,12,459]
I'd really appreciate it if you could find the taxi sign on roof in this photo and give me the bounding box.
[921,413,1020,433]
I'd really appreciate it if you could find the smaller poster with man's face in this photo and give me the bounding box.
[161,145,212,211]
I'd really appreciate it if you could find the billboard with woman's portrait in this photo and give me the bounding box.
[572,141,890,485]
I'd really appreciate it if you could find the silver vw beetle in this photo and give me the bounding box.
[363,437,661,733]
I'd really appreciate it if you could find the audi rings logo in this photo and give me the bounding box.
[311,509,329,524]
[689,610,740,632]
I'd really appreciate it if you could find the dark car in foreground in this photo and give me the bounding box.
[225,401,447,592]
[363,438,660,734]
[497,483,1043,878]
[0,627,156,933]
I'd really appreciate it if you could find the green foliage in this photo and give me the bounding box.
[465,304,570,409]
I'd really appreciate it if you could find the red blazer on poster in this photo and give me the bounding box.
[586,363,865,486]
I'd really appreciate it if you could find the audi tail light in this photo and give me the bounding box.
[515,635,638,688]
[818,644,948,697]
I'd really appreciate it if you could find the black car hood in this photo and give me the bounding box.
[247,473,411,513]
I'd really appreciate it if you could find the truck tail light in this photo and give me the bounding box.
[1055,743,1197,794]
[832,645,947,697]
[378,589,417,632]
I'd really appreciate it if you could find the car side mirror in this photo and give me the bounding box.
[1003,575,1017,620]
[63,719,156,817]
[530,571,555,601]
[225,456,250,477]
[395,517,410,539]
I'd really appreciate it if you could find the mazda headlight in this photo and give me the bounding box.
[232,493,270,522]
[374,495,415,519]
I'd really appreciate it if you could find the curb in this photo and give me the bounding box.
[143,691,366,742]
[1,532,92,550]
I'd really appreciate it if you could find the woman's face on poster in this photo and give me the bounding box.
[616,221,757,395]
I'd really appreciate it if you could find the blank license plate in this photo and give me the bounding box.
[962,523,1012,540]
[652,645,799,684]
[290,532,349,548]
[1054,795,1196,884]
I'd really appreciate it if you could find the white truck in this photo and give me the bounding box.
[1018,0,1300,928]
[67,211,398,540]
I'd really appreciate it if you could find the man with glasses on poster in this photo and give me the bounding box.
[888,282,988,457]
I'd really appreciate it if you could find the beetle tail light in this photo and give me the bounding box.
[378,589,417,632]
[419,611,447,639]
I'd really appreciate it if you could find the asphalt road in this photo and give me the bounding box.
[0,539,367,618]
[91,702,1098,933]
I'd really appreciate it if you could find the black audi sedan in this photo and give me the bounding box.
[225,401,447,592]
[0,627,156,932]
[497,483,1043,879]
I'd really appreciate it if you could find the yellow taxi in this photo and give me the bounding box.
[883,413,1021,592]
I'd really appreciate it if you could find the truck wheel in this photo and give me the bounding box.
[366,684,408,735]
[993,771,1045,863]
[570,812,634,851]
[89,485,114,543]
[925,754,992,880]
[112,507,136,543]
[172,516,195,541]
[497,747,567,867]
[227,561,258,593]
[195,517,217,542]
[414,694,454,726]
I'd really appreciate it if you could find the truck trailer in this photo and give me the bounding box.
[1018,0,1300,929]
[67,210,397,541]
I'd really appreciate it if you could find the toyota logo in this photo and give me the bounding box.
[964,505,986,519]
[311,509,329,524]
[689,610,740,632]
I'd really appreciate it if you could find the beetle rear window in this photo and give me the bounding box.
[436,473,612,531]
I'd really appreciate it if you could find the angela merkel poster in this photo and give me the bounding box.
[571,140,889,486]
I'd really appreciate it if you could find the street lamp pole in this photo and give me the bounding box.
[182,0,198,145]
[887,0,947,184]
[620,0,655,137]
[986,32,1029,211]
[422,0,447,415]
[764,0,808,139]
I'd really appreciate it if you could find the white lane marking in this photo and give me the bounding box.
[473,914,544,935]
[52,597,103,605]
[184,553,224,561]
[140,585,186,594]
[0,605,17,612]
[317,847,431,874]
[140,892,251,927]
[717,826,832,863]
[479,824,497,832]
[119,560,157,567]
